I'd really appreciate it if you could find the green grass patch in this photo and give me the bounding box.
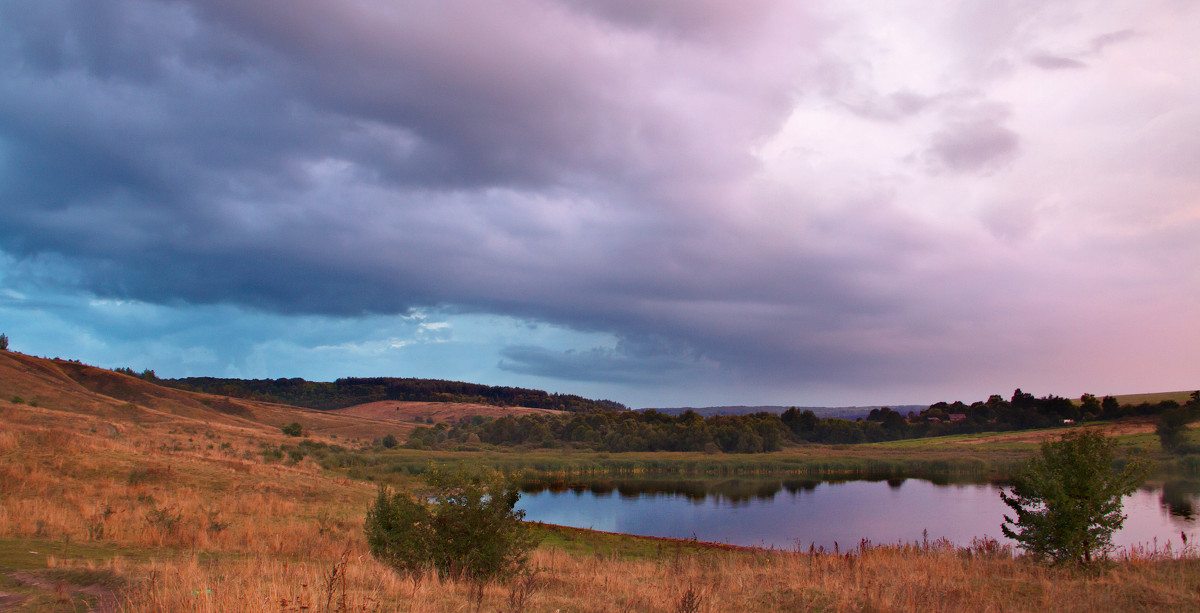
[0,538,148,571]
[324,446,1024,483]
[531,523,741,560]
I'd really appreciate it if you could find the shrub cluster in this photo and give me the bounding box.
[364,469,537,584]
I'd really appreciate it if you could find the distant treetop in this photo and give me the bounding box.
[161,375,626,412]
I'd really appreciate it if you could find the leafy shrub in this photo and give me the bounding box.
[364,468,537,583]
[281,422,303,437]
[1157,406,1191,454]
[381,433,399,448]
[1001,430,1149,564]
[0,332,8,351]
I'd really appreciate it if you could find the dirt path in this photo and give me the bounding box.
[1,571,120,613]
[0,591,25,611]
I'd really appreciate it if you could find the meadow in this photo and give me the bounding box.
[2,352,1199,611]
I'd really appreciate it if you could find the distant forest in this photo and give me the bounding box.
[406,389,1200,454]
[158,375,627,412]
[146,368,1197,454]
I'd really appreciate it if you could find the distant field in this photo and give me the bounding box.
[331,399,563,424]
[1108,390,1198,405]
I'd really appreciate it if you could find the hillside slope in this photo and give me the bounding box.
[0,351,407,442]
[331,399,563,425]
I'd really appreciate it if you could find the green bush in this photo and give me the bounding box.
[364,468,537,583]
[281,422,303,437]
[1001,430,1149,564]
[0,333,8,351]
[1157,406,1190,454]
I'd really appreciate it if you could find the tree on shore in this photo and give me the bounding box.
[1157,406,1191,454]
[1001,431,1150,564]
[364,468,536,584]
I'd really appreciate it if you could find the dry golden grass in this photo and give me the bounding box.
[0,351,405,443]
[6,396,1199,612]
[331,400,564,428]
[102,540,1200,612]
[3,351,1200,612]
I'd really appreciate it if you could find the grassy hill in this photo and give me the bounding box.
[1108,390,1198,406]
[2,350,1199,611]
[0,351,413,443]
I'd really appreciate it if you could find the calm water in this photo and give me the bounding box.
[516,477,1200,551]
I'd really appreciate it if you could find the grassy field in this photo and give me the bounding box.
[3,352,1200,611]
[1106,390,1198,406]
[309,419,1178,486]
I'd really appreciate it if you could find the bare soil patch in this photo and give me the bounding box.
[2,571,121,613]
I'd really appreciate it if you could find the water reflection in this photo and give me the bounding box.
[1160,479,1200,519]
[521,474,982,504]
[517,476,1200,550]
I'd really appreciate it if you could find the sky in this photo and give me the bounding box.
[1,1,1198,409]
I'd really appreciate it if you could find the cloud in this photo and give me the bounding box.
[498,340,712,385]
[1027,28,1139,71]
[926,112,1020,174]
[1028,54,1088,70]
[1,1,1199,406]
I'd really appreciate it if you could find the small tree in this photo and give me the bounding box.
[281,422,303,437]
[1157,406,1190,454]
[363,486,434,579]
[0,333,8,351]
[365,468,537,584]
[381,433,399,448]
[1001,430,1149,564]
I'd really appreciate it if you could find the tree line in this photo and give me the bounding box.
[405,389,1200,453]
[160,375,626,412]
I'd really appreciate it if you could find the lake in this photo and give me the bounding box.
[516,477,1200,551]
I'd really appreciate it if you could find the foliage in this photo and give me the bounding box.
[363,486,434,578]
[162,375,626,412]
[281,422,303,437]
[407,409,788,453]
[1000,431,1150,564]
[401,386,1183,453]
[381,433,399,448]
[0,332,8,351]
[364,468,538,583]
[1157,406,1191,454]
[113,366,158,381]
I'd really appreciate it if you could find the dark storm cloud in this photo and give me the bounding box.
[0,0,849,382]
[2,0,1198,401]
